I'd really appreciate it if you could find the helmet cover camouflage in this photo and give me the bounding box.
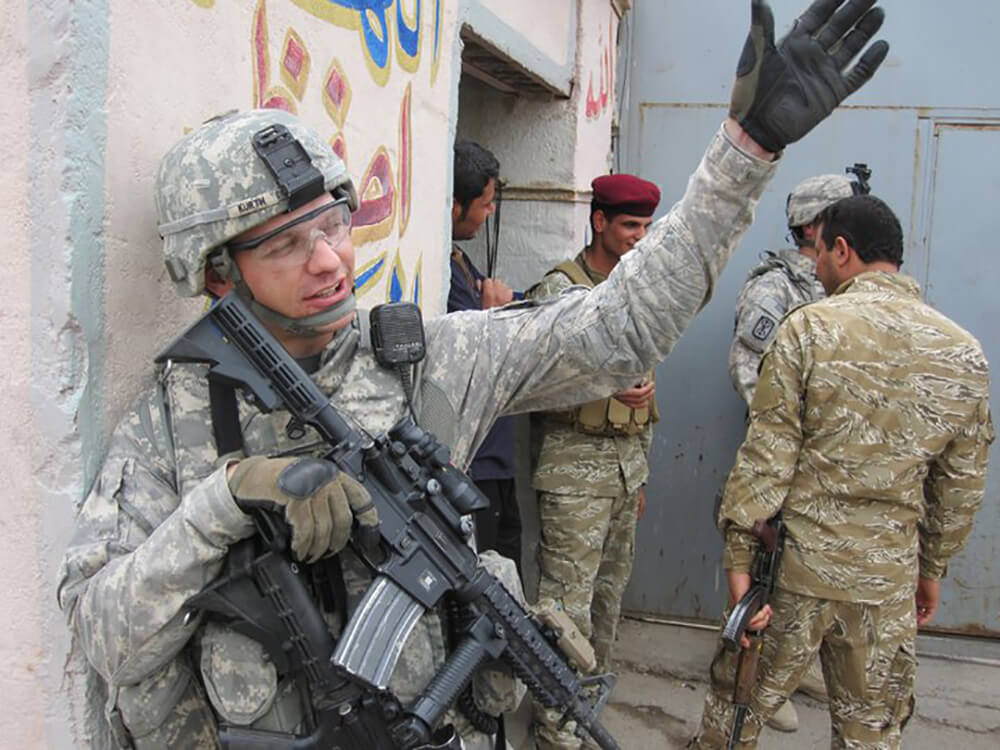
[785,174,855,229]
[155,109,359,296]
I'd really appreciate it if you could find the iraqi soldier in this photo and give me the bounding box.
[692,195,993,749]
[729,172,863,407]
[726,170,864,732]
[526,173,660,749]
[56,0,890,746]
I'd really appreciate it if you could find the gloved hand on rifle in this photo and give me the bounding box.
[228,456,379,563]
[731,0,890,153]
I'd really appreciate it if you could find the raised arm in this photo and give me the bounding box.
[424,0,890,468]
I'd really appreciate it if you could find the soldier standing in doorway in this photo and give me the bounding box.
[527,173,661,750]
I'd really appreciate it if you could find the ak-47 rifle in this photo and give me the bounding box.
[158,293,619,750]
[721,516,785,750]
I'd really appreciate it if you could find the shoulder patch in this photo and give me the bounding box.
[751,315,776,342]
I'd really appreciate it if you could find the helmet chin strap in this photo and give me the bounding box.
[248,291,357,337]
[211,249,357,338]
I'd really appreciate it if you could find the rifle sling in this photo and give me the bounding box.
[208,378,246,456]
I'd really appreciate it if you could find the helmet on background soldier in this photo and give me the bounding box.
[785,174,855,230]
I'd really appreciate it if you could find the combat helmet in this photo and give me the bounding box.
[155,109,359,333]
[785,174,856,229]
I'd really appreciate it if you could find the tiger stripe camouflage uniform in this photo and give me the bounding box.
[693,271,993,749]
[728,249,825,405]
[527,251,653,750]
[58,124,778,749]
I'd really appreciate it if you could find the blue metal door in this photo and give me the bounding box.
[618,0,1000,637]
[911,120,1000,635]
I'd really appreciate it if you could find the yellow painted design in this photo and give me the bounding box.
[330,133,349,170]
[397,82,412,238]
[291,0,392,87]
[279,28,311,101]
[251,0,271,108]
[395,0,421,73]
[355,250,388,298]
[351,145,396,245]
[261,85,299,114]
[387,247,408,303]
[411,253,423,308]
[322,58,353,129]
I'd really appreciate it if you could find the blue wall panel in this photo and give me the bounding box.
[620,1,1000,635]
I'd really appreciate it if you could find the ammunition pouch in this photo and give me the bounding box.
[548,379,659,437]
[111,654,219,749]
[545,257,659,436]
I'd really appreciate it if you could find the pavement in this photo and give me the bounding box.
[506,617,1000,749]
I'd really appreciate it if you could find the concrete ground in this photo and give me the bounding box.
[506,617,1000,749]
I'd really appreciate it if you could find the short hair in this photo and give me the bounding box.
[817,195,904,267]
[589,202,626,234]
[453,140,499,212]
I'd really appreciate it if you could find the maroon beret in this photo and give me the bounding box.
[591,174,661,217]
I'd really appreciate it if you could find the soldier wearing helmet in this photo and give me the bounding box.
[55,0,891,744]
[156,109,362,344]
[728,169,870,408]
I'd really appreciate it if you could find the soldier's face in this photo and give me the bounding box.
[227,194,357,334]
[595,212,653,260]
[452,178,496,241]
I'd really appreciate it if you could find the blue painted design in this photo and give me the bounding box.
[396,0,420,59]
[433,0,441,69]
[356,255,386,288]
[324,0,393,70]
[390,264,404,302]
[412,270,420,307]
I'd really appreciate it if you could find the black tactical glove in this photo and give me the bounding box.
[229,456,378,563]
[730,0,890,153]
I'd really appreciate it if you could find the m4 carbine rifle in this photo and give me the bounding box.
[721,515,785,750]
[159,293,619,750]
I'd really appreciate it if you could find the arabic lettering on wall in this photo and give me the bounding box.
[584,14,614,121]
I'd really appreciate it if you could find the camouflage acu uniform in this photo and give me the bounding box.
[694,271,993,749]
[526,251,654,750]
[728,249,825,405]
[57,125,778,748]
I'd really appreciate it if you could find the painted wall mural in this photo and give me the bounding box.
[290,0,443,87]
[204,0,437,306]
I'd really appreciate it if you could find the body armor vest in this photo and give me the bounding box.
[544,257,659,437]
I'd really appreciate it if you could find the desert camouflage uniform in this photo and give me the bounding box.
[58,125,778,748]
[694,271,993,749]
[728,248,824,406]
[526,252,653,750]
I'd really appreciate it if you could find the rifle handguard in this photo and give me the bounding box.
[721,584,766,652]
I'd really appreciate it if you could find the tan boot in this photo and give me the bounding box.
[796,658,829,702]
[766,699,799,732]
